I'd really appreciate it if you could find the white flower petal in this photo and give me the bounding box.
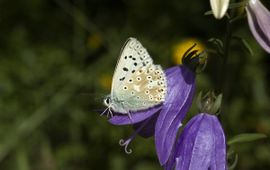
[210,0,230,19]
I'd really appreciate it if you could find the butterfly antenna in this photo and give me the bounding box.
[100,107,109,116]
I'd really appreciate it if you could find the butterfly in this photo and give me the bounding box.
[103,37,167,118]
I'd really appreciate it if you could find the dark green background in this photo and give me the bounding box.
[0,0,269,169]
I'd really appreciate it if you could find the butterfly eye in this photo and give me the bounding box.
[104,97,111,105]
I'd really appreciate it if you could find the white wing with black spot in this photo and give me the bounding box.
[110,37,167,114]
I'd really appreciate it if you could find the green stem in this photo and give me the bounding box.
[221,20,232,90]
[218,15,234,116]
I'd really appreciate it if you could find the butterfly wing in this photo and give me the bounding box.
[111,37,152,92]
[110,37,167,114]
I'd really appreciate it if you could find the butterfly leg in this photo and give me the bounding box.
[127,111,133,123]
[108,108,114,118]
[100,107,114,118]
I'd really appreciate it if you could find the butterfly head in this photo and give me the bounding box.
[103,95,128,114]
[101,95,114,117]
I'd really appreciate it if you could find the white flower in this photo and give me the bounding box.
[210,0,230,19]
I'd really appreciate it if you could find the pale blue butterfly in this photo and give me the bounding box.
[103,37,167,118]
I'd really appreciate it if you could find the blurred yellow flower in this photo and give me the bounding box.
[99,74,112,90]
[87,34,102,50]
[172,38,205,65]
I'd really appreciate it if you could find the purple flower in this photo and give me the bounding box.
[246,0,270,53]
[109,65,196,165]
[164,113,226,170]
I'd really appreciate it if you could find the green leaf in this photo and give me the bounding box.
[211,93,223,114]
[229,14,246,23]
[228,0,249,9]
[228,154,238,170]
[208,38,223,48]
[204,10,213,16]
[208,38,224,55]
[227,133,267,145]
[227,147,235,158]
[232,36,254,56]
[196,91,203,111]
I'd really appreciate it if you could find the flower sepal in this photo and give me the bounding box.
[197,91,223,115]
[182,44,208,73]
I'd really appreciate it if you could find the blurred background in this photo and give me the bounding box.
[0,0,269,169]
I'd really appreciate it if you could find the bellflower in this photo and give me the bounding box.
[164,113,226,170]
[245,0,270,53]
[108,65,196,165]
[210,0,230,19]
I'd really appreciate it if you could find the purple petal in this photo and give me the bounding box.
[164,114,202,170]
[179,114,214,170]
[246,0,270,53]
[209,115,226,170]
[165,113,226,170]
[133,112,159,138]
[109,105,161,125]
[155,65,196,165]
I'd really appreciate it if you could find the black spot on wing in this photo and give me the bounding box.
[119,77,125,81]
[123,67,129,71]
